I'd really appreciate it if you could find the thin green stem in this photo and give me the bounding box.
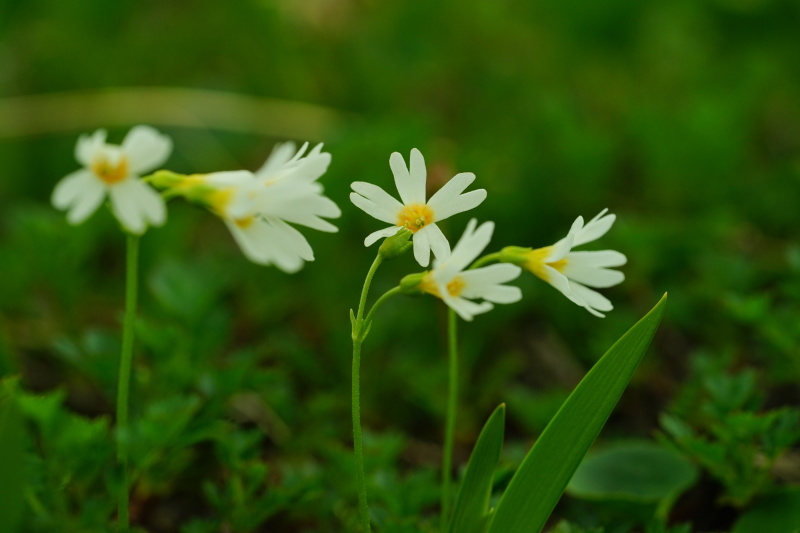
[116,233,139,531]
[351,253,383,533]
[363,286,402,327]
[470,251,502,270]
[441,308,459,530]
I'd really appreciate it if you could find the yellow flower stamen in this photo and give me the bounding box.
[91,156,129,185]
[397,203,434,233]
[524,246,568,281]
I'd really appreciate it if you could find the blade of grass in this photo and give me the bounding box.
[488,294,668,533]
[448,404,506,533]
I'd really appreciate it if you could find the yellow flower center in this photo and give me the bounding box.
[397,203,434,233]
[91,156,129,184]
[524,246,568,281]
[420,274,466,298]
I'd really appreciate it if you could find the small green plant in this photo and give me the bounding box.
[660,363,800,508]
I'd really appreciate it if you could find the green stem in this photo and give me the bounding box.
[470,251,502,269]
[351,253,384,533]
[441,308,459,530]
[363,286,402,327]
[116,234,139,531]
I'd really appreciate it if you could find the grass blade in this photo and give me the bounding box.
[488,294,668,533]
[449,404,506,533]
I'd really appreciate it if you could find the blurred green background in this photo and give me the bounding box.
[1,1,799,531]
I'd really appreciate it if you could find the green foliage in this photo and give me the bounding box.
[732,488,800,533]
[567,441,697,516]
[487,295,666,533]
[660,363,800,507]
[0,383,26,533]
[448,404,505,533]
[1,0,799,530]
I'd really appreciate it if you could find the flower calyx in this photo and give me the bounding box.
[379,228,413,261]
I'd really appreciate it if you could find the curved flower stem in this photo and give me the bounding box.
[351,253,384,533]
[470,251,502,269]
[363,286,402,327]
[441,307,459,530]
[116,233,140,530]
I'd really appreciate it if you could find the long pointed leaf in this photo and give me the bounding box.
[488,294,667,533]
[449,404,506,533]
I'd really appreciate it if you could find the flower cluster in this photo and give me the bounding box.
[352,150,626,319]
[52,127,340,274]
[52,128,626,310]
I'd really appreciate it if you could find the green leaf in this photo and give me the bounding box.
[487,294,667,533]
[0,396,26,532]
[449,404,506,533]
[566,441,697,503]
[732,488,800,533]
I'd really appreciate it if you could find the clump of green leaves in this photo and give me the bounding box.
[660,360,800,507]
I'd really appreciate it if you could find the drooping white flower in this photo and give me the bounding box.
[520,209,626,317]
[350,148,487,267]
[51,126,171,234]
[418,219,522,321]
[179,142,340,272]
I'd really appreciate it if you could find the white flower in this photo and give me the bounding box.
[51,126,171,234]
[350,148,487,267]
[188,142,340,273]
[420,219,522,321]
[522,209,626,317]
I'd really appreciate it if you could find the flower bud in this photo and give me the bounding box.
[379,228,413,261]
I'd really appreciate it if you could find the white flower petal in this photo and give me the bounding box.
[52,169,95,209]
[407,148,427,204]
[128,179,167,227]
[574,210,615,247]
[256,142,297,178]
[570,280,613,314]
[364,226,401,247]
[562,264,625,288]
[121,125,172,174]
[543,265,573,297]
[389,151,414,205]
[430,189,487,222]
[548,217,584,261]
[447,219,493,272]
[442,294,493,321]
[108,179,149,234]
[425,223,451,261]
[350,182,403,223]
[565,250,627,268]
[65,179,106,225]
[291,151,331,183]
[75,129,107,166]
[472,284,523,304]
[460,263,522,290]
[427,172,475,209]
[225,219,273,264]
[263,218,314,272]
[412,227,432,267]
